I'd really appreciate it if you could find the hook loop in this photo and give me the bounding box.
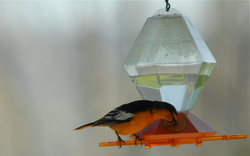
[165,0,171,12]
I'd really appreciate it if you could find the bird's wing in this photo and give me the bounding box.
[93,108,133,126]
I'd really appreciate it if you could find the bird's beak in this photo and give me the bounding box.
[171,118,177,125]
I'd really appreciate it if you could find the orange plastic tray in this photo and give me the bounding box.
[99,134,247,148]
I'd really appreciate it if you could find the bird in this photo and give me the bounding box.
[74,100,178,147]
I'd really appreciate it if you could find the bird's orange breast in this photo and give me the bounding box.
[109,109,167,135]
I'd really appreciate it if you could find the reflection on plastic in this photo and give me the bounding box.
[99,134,247,148]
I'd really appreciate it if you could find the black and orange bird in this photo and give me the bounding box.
[74,100,178,146]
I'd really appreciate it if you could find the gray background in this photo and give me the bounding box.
[0,1,249,156]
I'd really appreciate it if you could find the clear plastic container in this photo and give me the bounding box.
[124,8,216,112]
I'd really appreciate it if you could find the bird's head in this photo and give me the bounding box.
[163,109,178,125]
[167,111,178,125]
[154,101,178,125]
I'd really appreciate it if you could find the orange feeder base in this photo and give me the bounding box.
[99,112,247,148]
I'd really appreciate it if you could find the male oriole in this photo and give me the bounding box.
[74,100,178,146]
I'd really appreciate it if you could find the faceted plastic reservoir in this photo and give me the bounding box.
[124,8,216,112]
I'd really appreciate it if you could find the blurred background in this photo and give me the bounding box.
[0,1,249,156]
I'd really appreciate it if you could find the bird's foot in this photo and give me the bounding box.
[115,131,125,148]
[133,134,144,147]
[117,136,125,148]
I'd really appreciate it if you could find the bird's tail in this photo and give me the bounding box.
[74,119,101,130]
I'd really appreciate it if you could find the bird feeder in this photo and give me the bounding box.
[99,7,247,148]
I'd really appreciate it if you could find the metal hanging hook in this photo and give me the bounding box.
[165,0,171,12]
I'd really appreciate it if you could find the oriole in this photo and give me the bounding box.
[74,100,178,146]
